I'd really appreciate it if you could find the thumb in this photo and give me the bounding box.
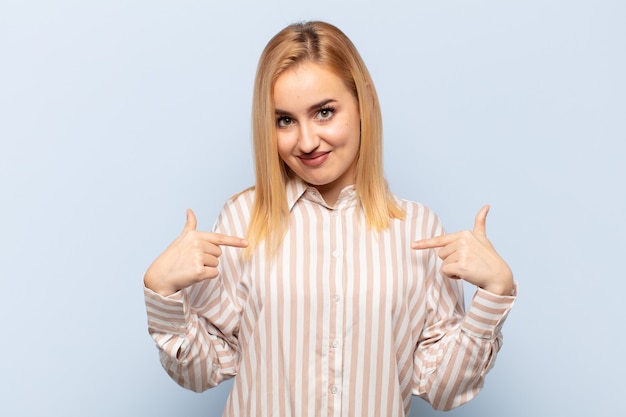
[182,208,197,233]
[473,204,490,236]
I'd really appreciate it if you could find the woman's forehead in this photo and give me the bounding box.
[273,63,353,110]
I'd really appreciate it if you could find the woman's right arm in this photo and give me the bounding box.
[143,209,247,392]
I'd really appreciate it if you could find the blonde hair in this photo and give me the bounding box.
[246,21,404,256]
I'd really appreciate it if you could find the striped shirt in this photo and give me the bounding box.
[145,178,516,416]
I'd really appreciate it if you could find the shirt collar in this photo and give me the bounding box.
[286,177,357,211]
[286,177,309,211]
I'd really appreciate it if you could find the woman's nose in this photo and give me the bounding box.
[298,124,320,153]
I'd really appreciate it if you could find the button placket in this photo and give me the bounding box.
[327,203,345,411]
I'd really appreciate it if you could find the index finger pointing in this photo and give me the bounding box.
[208,233,249,248]
[411,234,455,250]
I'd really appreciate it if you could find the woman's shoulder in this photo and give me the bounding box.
[392,193,436,217]
[390,193,444,232]
[226,186,256,208]
[213,186,256,230]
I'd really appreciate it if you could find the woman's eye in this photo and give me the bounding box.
[317,107,334,121]
[277,117,292,128]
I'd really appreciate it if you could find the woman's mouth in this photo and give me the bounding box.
[298,152,330,167]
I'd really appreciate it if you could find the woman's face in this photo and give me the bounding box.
[273,62,360,206]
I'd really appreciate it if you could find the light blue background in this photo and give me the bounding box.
[1,1,624,416]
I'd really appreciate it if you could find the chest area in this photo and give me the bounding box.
[241,206,426,315]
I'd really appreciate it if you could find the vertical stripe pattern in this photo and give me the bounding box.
[145,179,516,416]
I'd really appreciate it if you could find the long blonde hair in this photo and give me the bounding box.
[246,21,404,256]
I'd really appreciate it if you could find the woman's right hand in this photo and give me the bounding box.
[143,209,248,297]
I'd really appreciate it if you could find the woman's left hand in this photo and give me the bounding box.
[411,205,514,296]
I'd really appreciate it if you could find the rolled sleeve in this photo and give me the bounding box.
[461,282,517,339]
[144,286,191,335]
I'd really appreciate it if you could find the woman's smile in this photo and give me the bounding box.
[298,151,330,167]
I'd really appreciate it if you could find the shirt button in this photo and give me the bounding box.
[330,385,339,395]
[332,250,340,258]
[331,339,340,348]
[332,210,339,217]
[333,294,342,303]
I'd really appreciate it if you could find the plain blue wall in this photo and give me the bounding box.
[1,1,624,416]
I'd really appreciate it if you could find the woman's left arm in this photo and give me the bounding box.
[410,205,517,410]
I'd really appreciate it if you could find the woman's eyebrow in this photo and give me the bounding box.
[275,99,337,115]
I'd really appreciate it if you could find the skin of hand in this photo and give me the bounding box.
[143,209,248,297]
[411,205,514,296]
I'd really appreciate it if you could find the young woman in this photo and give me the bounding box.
[144,21,516,417]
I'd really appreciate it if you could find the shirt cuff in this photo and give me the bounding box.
[461,282,518,339]
[144,285,191,335]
